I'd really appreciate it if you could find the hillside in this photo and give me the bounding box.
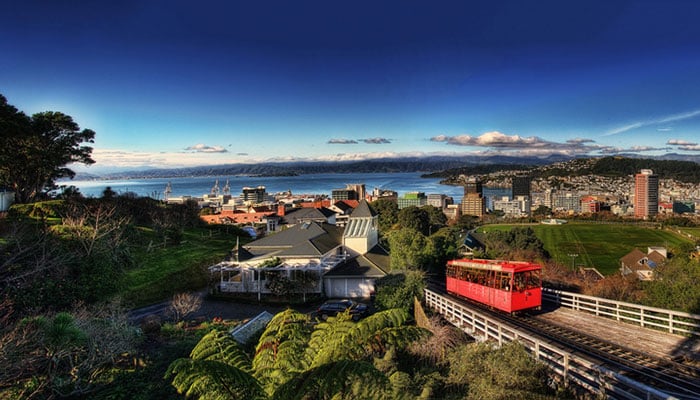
[430,156,700,184]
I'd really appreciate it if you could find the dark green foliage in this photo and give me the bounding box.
[533,205,552,217]
[387,228,435,270]
[446,342,554,399]
[590,156,700,183]
[429,227,460,274]
[481,227,549,261]
[373,271,426,312]
[421,205,447,234]
[0,95,95,203]
[272,360,391,400]
[168,308,428,399]
[397,206,430,236]
[642,257,700,313]
[372,199,399,232]
[2,303,138,399]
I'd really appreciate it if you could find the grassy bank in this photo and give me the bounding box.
[123,227,244,307]
[478,222,691,275]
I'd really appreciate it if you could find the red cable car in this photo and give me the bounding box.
[446,258,542,313]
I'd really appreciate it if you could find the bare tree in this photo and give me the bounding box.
[168,292,202,322]
[0,300,138,398]
[59,200,131,257]
[0,220,70,288]
[409,315,465,364]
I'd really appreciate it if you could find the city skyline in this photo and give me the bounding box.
[3,1,700,172]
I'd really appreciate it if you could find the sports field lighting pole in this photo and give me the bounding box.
[568,253,578,271]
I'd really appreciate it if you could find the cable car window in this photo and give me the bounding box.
[526,270,541,289]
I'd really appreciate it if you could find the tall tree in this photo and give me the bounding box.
[397,206,430,236]
[371,199,399,232]
[0,95,95,203]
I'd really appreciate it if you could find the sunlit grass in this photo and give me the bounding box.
[123,227,245,307]
[478,222,691,275]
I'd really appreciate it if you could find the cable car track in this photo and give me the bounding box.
[431,284,700,399]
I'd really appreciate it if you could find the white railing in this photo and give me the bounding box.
[543,288,700,337]
[424,289,676,400]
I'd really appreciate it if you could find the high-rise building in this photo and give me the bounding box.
[512,175,531,198]
[461,177,485,217]
[427,193,448,209]
[397,192,427,209]
[463,177,483,196]
[241,186,269,204]
[634,169,659,218]
[332,183,366,201]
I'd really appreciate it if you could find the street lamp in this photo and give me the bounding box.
[567,253,579,271]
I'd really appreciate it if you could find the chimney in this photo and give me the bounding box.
[277,203,286,216]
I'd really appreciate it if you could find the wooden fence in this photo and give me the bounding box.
[424,289,677,400]
[543,288,700,337]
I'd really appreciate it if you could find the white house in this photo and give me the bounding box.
[210,200,388,299]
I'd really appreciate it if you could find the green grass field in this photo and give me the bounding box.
[123,227,245,307]
[477,222,692,275]
[676,227,700,240]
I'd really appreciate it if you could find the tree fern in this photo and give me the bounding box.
[309,309,429,368]
[166,358,266,400]
[271,360,391,400]
[190,330,251,370]
[253,309,312,393]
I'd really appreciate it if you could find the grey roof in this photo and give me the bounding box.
[324,244,389,278]
[333,201,353,213]
[243,222,343,259]
[283,207,336,225]
[349,200,376,218]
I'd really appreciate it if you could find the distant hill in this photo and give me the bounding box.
[79,154,570,180]
[76,153,700,182]
[428,156,700,184]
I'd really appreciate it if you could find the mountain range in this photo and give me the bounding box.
[75,153,700,180]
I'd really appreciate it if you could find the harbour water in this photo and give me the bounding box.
[62,172,510,205]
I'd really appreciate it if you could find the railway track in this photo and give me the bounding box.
[431,285,700,399]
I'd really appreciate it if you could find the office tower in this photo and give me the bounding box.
[634,169,658,218]
[462,177,485,217]
[512,175,531,198]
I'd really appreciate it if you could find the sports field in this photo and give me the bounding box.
[477,222,692,275]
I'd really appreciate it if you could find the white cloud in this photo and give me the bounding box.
[667,139,698,146]
[429,131,611,156]
[430,131,547,147]
[328,138,358,144]
[362,137,392,144]
[604,109,700,136]
[185,143,228,153]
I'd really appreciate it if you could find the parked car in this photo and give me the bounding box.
[315,299,369,321]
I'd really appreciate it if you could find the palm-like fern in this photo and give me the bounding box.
[166,329,265,399]
[167,308,430,399]
[308,309,429,368]
[271,360,392,400]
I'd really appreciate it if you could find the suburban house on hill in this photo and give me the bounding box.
[620,246,667,280]
[209,200,388,299]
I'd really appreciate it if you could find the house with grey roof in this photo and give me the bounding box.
[281,206,337,226]
[210,200,388,300]
[620,247,667,280]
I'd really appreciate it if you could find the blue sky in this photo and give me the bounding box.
[3,1,700,171]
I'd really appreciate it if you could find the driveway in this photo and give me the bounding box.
[129,290,317,324]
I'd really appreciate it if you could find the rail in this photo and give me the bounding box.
[543,288,700,337]
[424,289,677,400]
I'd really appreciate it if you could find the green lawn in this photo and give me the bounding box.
[477,222,692,275]
[123,227,246,307]
[675,227,700,240]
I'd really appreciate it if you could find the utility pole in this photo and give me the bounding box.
[568,253,579,271]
